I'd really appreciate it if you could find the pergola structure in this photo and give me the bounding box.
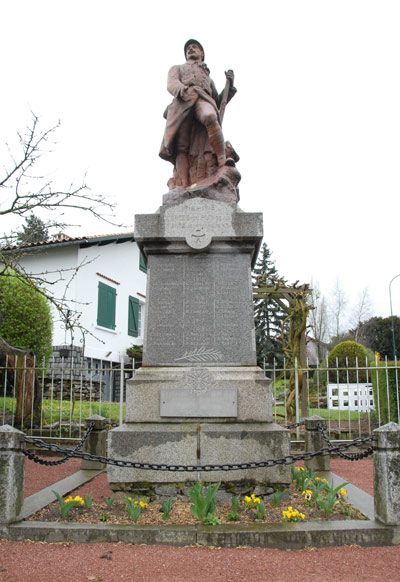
[252,277,314,419]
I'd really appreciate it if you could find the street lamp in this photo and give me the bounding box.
[389,273,400,361]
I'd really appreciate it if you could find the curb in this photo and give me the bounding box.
[1,519,399,549]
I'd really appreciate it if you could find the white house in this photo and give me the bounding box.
[13,232,147,369]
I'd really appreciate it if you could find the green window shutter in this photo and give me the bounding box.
[128,296,139,337]
[97,282,116,329]
[139,251,147,273]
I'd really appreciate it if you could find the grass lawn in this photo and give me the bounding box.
[0,396,124,426]
[272,405,368,422]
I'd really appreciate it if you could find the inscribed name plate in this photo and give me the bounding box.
[143,253,256,366]
[160,388,237,417]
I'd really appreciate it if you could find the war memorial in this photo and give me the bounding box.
[108,39,291,489]
[1,40,400,552]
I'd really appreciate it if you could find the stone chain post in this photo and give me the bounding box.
[373,422,400,525]
[81,415,107,471]
[304,415,330,472]
[0,425,26,524]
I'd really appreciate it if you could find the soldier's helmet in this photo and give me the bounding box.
[184,39,205,61]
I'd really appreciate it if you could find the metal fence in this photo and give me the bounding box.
[0,355,134,440]
[2,354,399,443]
[264,356,400,440]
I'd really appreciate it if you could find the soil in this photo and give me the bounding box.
[28,480,366,526]
[1,456,399,582]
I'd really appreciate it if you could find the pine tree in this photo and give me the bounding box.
[252,243,286,368]
[16,214,49,245]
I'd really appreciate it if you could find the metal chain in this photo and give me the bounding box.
[317,422,374,461]
[23,422,95,466]
[22,428,375,472]
[283,421,305,429]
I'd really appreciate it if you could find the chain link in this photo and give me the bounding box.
[22,426,375,472]
[23,422,95,466]
[283,421,305,429]
[317,422,375,461]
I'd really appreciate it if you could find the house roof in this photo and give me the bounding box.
[3,231,135,252]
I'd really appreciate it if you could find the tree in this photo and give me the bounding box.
[252,243,286,367]
[329,278,348,338]
[0,113,118,330]
[308,281,330,362]
[1,114,115,233]
[15,214,49,245]
[351,316,400,360]
[349,287,373,341]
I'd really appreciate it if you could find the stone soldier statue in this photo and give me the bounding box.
[160,39,239,196]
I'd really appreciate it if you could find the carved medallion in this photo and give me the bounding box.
[185,227,212,249]
[185,368,212,393]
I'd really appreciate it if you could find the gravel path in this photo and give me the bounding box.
[1,455,398,582]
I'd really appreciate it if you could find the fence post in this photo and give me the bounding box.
[373,422,400,525]
[0,425,25,524]
[304,415,330,472]
[81,415,107,471]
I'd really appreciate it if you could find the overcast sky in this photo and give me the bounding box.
[1,0,400,328]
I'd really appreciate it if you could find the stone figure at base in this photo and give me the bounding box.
[159,39,240,203]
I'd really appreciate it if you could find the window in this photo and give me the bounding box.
[128,296,139,337]
[97,282,116,330]
[139,251,147,273]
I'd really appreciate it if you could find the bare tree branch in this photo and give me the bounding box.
[1,112,120,227]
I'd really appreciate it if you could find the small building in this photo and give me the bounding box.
[10,232,147,400]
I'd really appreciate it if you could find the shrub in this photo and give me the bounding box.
[0,272,53,366]
[328,341,369,383]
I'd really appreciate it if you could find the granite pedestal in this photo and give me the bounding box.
[108,198,290,488]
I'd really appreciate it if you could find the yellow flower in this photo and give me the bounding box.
[300,514,305,520]
[255,498,261,504]
[304,493,312,502]
[296,467,301,472]
[315,477,320,481]
[128,497,132,501]
[321,479,328,484]
[288,506,293,512]
[244,496,251,503]
[340,488,347,497]
[139,501,147,508]
[251,494,256,499]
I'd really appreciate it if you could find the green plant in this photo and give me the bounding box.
[104,496,115,509]
[84,494,92,509]
[328,341,369,383]
[126,344,143,360]
[100,513,109,522]
[371,361,399,424]
[188,481,221,525]
[292,466,315,491]
[309,477,329,498]
[314,482,348,515]
[270,489,286,508]
[125,497,148,522]
[52,490,84,518]
[159,497,174,521]
[254,499,266,521]
[226,496,240,522]
[0,270,53,367]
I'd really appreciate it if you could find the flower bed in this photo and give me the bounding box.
[28,468,367,526]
